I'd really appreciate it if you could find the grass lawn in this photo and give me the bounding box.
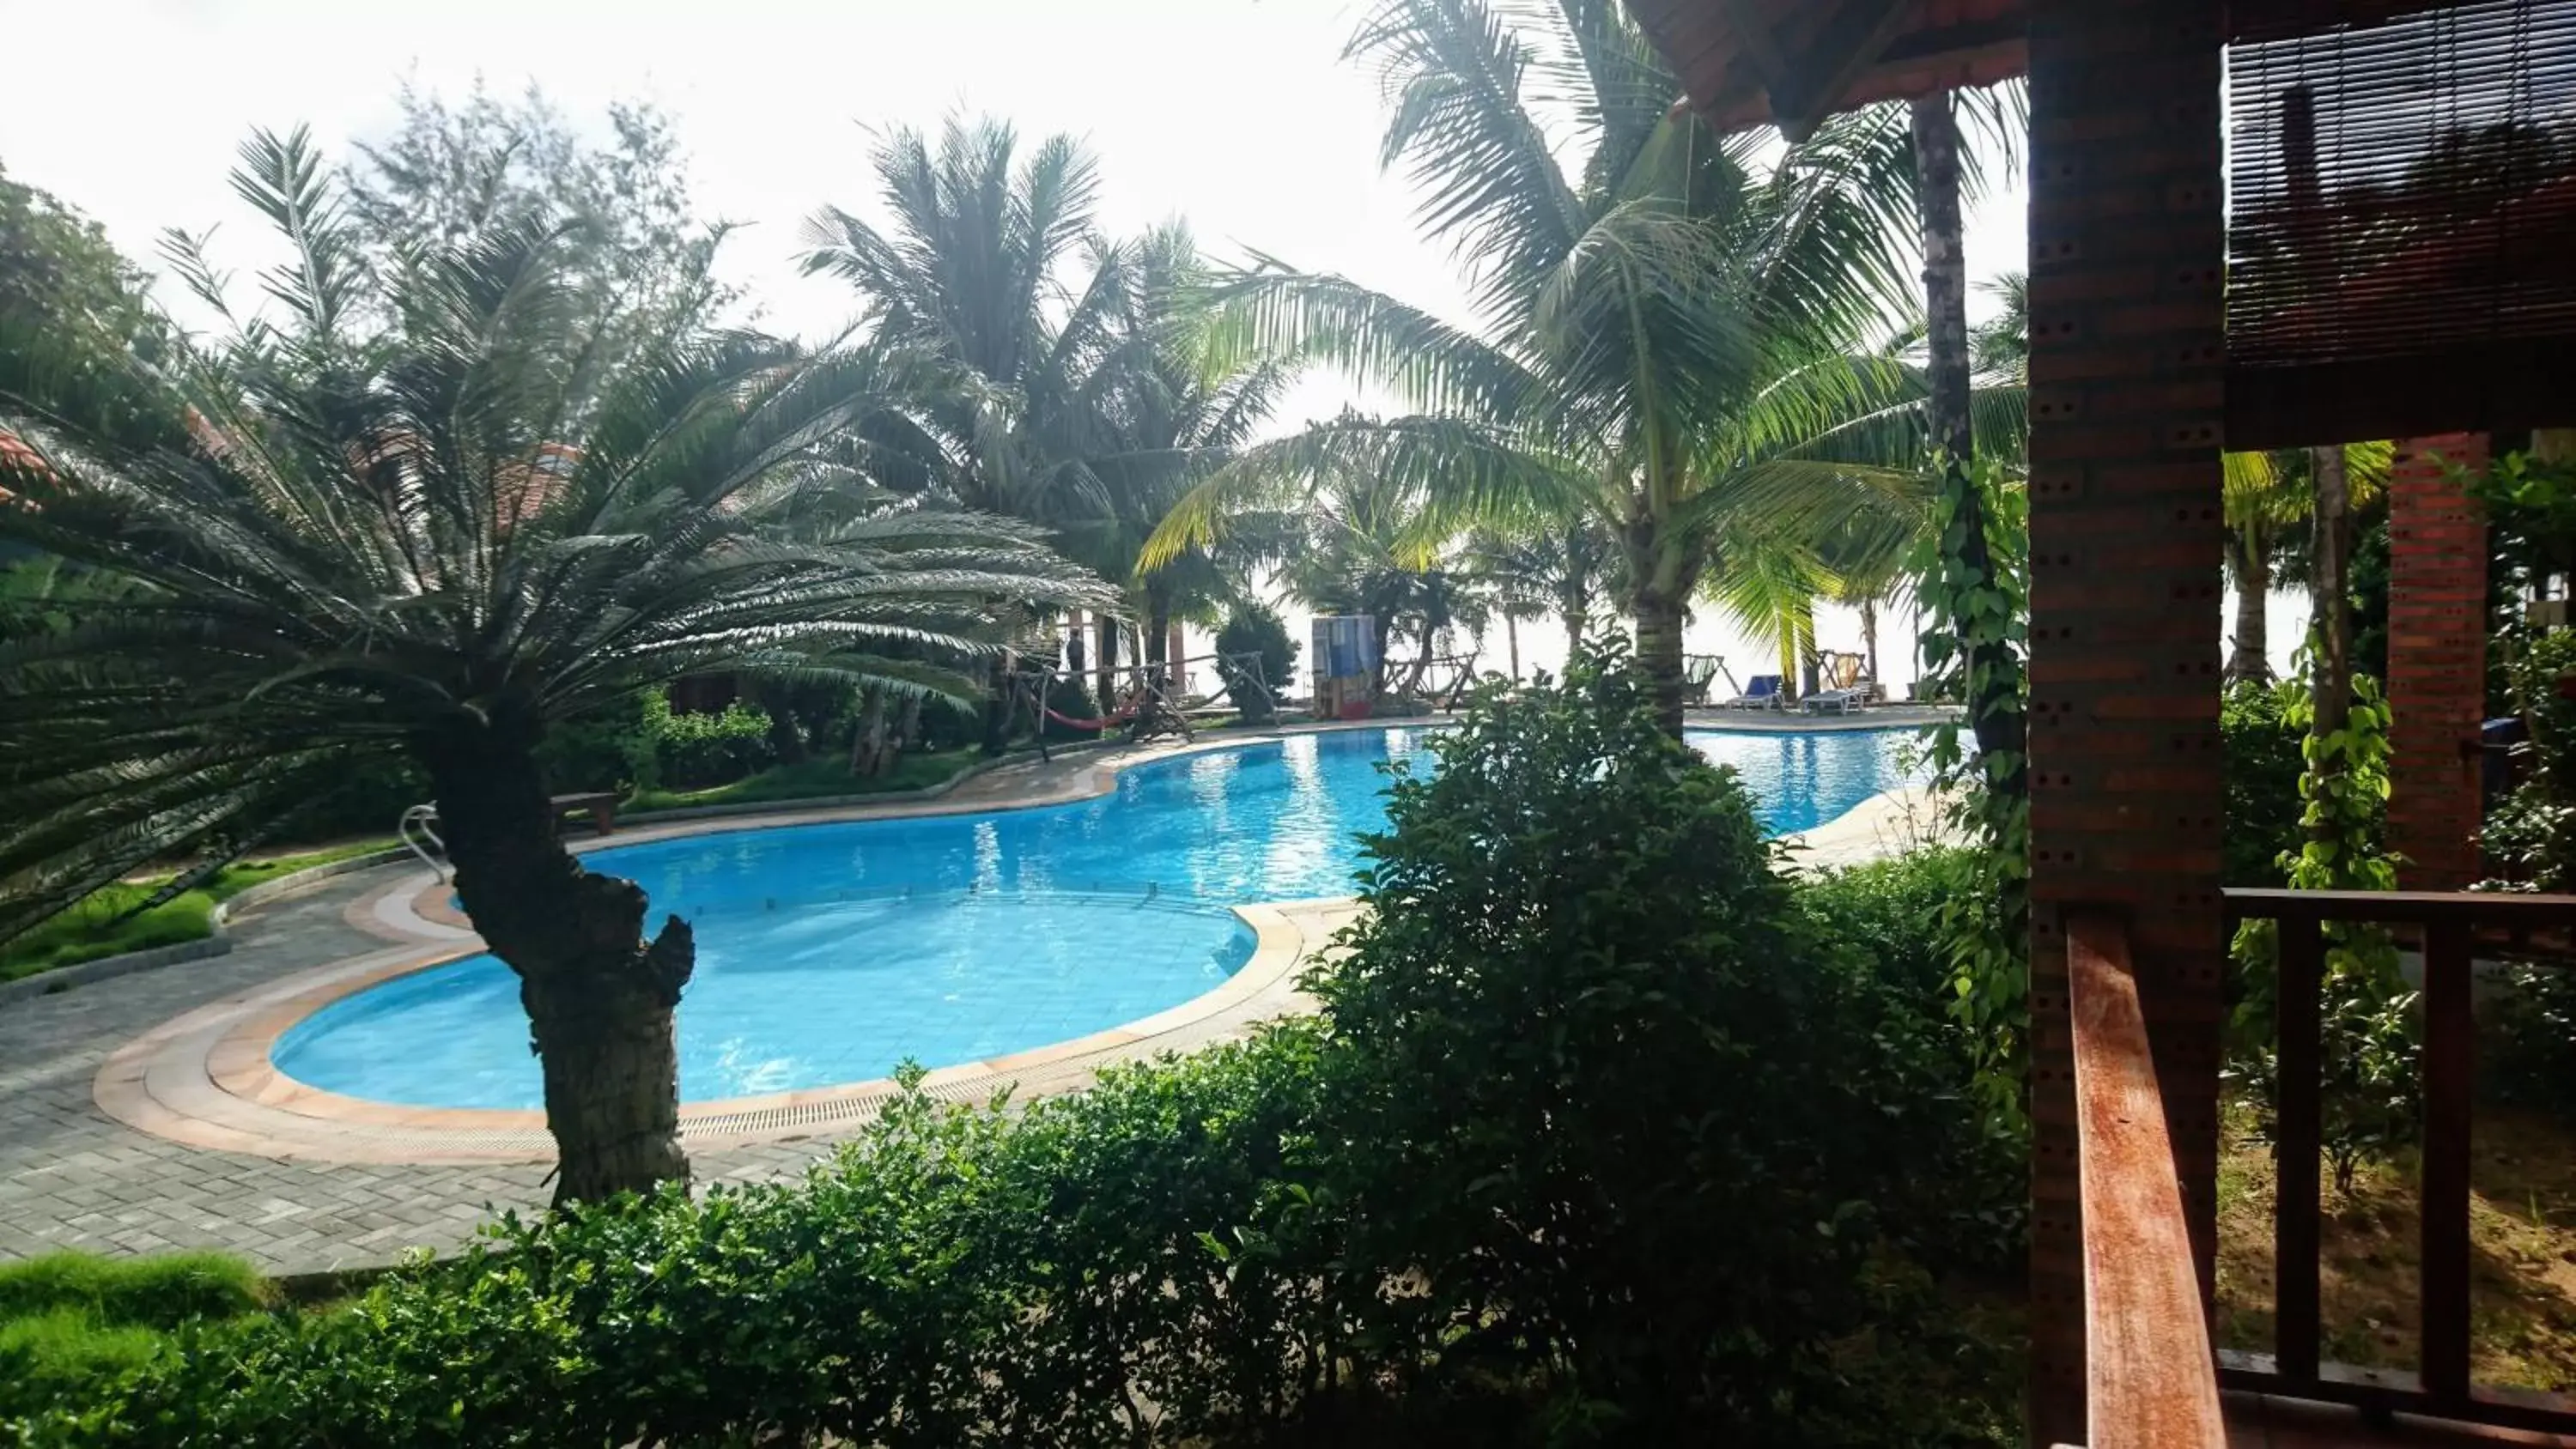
[0,839,396,984]
[2215,1094,2576,1390]
[626,748,979,814]
[0,1252,270,1414]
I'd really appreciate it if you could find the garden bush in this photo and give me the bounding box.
[534,689,659,796]
[1039,675,1103,743]
[641,692,775,790]
[1213,603,1297,722]
[1799,848,2029,1270]
[0,1252,266,1424]
[1305,643,2016,1441]
[2221,678,2309,888]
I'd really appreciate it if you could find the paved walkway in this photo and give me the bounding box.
[0,873,854,1271]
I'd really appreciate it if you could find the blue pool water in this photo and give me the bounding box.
[276,725,1921,1108]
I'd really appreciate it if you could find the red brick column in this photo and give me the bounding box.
[2025,3,2227,1442]
[2386,433,2490,891]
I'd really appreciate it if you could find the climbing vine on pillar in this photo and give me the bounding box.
[1911,453,2031,1115]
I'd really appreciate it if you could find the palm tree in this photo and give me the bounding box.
[1461,519,1621,677]
[2223,452,2307,684]
[801,115,1133,742]
[1078,224,1299,683]
[0,130,1105,1203]
[1147,0,1950,735]
[1913,86,2029,797]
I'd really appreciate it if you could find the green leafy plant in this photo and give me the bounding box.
[1306,636,2012,1440]
[1911,454,2031,1119]
[1212,603,1297,724]
[2232,659,2418,1195]
[2222,678,2313,888]
[1039,676,1103,743]
[640,693,775,791]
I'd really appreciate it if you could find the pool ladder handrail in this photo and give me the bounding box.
[398,803,452,883]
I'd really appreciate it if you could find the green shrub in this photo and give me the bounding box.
[0,1252,264,1328]
[641,692,775,790]
[2488,963,2576,1115]
[2221,678,2309,887]
[1307,641,2014,1440]
[1800,848,2029,1270]
[0,887,216,981]
[1039,676,1103,743]
[537,690,659,795]
[0,1252,266,1423]
[1213,604,1297,723]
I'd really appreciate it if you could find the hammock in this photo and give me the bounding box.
[1046,694,1146,732]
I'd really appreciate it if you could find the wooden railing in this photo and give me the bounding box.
[2220,888,2576,1434]
[2065,910,2227,1449]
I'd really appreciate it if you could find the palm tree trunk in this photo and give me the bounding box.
[850,684,890,776]
[2225,530,2274,685]
[1096,615,1119,709]
[1145,588,1172,688]
[1634,584,1690,736]
[1505,615,1521,682]
[896,692,924,751]
[1914,89,2028,799]
[979,653,1012,758]
[416,704,690,1205]
[1625,510,1704,737]
[2309,444,2353,844]
[1860,597,1880,684]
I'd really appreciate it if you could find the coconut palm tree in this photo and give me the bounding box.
[1461,519,1622,677]
[1076,224,1300,682]
[0,130,1106,1203]
[1912,87,2030,798]
[801,115,1135,741]
[1146,0,1956,735]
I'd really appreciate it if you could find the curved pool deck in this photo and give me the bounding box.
[88,716,1943,1169]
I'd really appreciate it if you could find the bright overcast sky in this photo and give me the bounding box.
[0,0,2053,687]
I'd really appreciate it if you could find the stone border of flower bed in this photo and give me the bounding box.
[0,849,412,1009]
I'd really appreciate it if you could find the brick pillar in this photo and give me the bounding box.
[2386,433,2490,891]
[2024,3,2227,1442]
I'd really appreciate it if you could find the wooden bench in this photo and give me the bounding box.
[551,791,620,836]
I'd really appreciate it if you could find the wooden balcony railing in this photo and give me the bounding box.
[2219,887,2576,1434]
[2065,910,2227,1449]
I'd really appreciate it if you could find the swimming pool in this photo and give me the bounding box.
[276,725,1921,1109]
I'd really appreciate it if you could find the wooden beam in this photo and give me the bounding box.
[1774,0,1918,141]
[1874,13,2026,64]
[2067,911,2228,1449]
[1713,0,1797,105]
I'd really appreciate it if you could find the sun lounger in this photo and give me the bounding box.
[1725,675,1784,710]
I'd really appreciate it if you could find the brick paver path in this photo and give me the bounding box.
[0,869,860,1273]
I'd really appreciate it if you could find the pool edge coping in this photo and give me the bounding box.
[94,896,1352,1164]
[93,716,1929,1166]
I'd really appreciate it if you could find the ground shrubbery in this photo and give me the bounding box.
[2221,678,2311,888]
[1214,603,1299,722]
[0,1253,267,1422]
[11,646,2020,1446]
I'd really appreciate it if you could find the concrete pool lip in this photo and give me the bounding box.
[94,714,1933,1165]
[94,895,1348,1164]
